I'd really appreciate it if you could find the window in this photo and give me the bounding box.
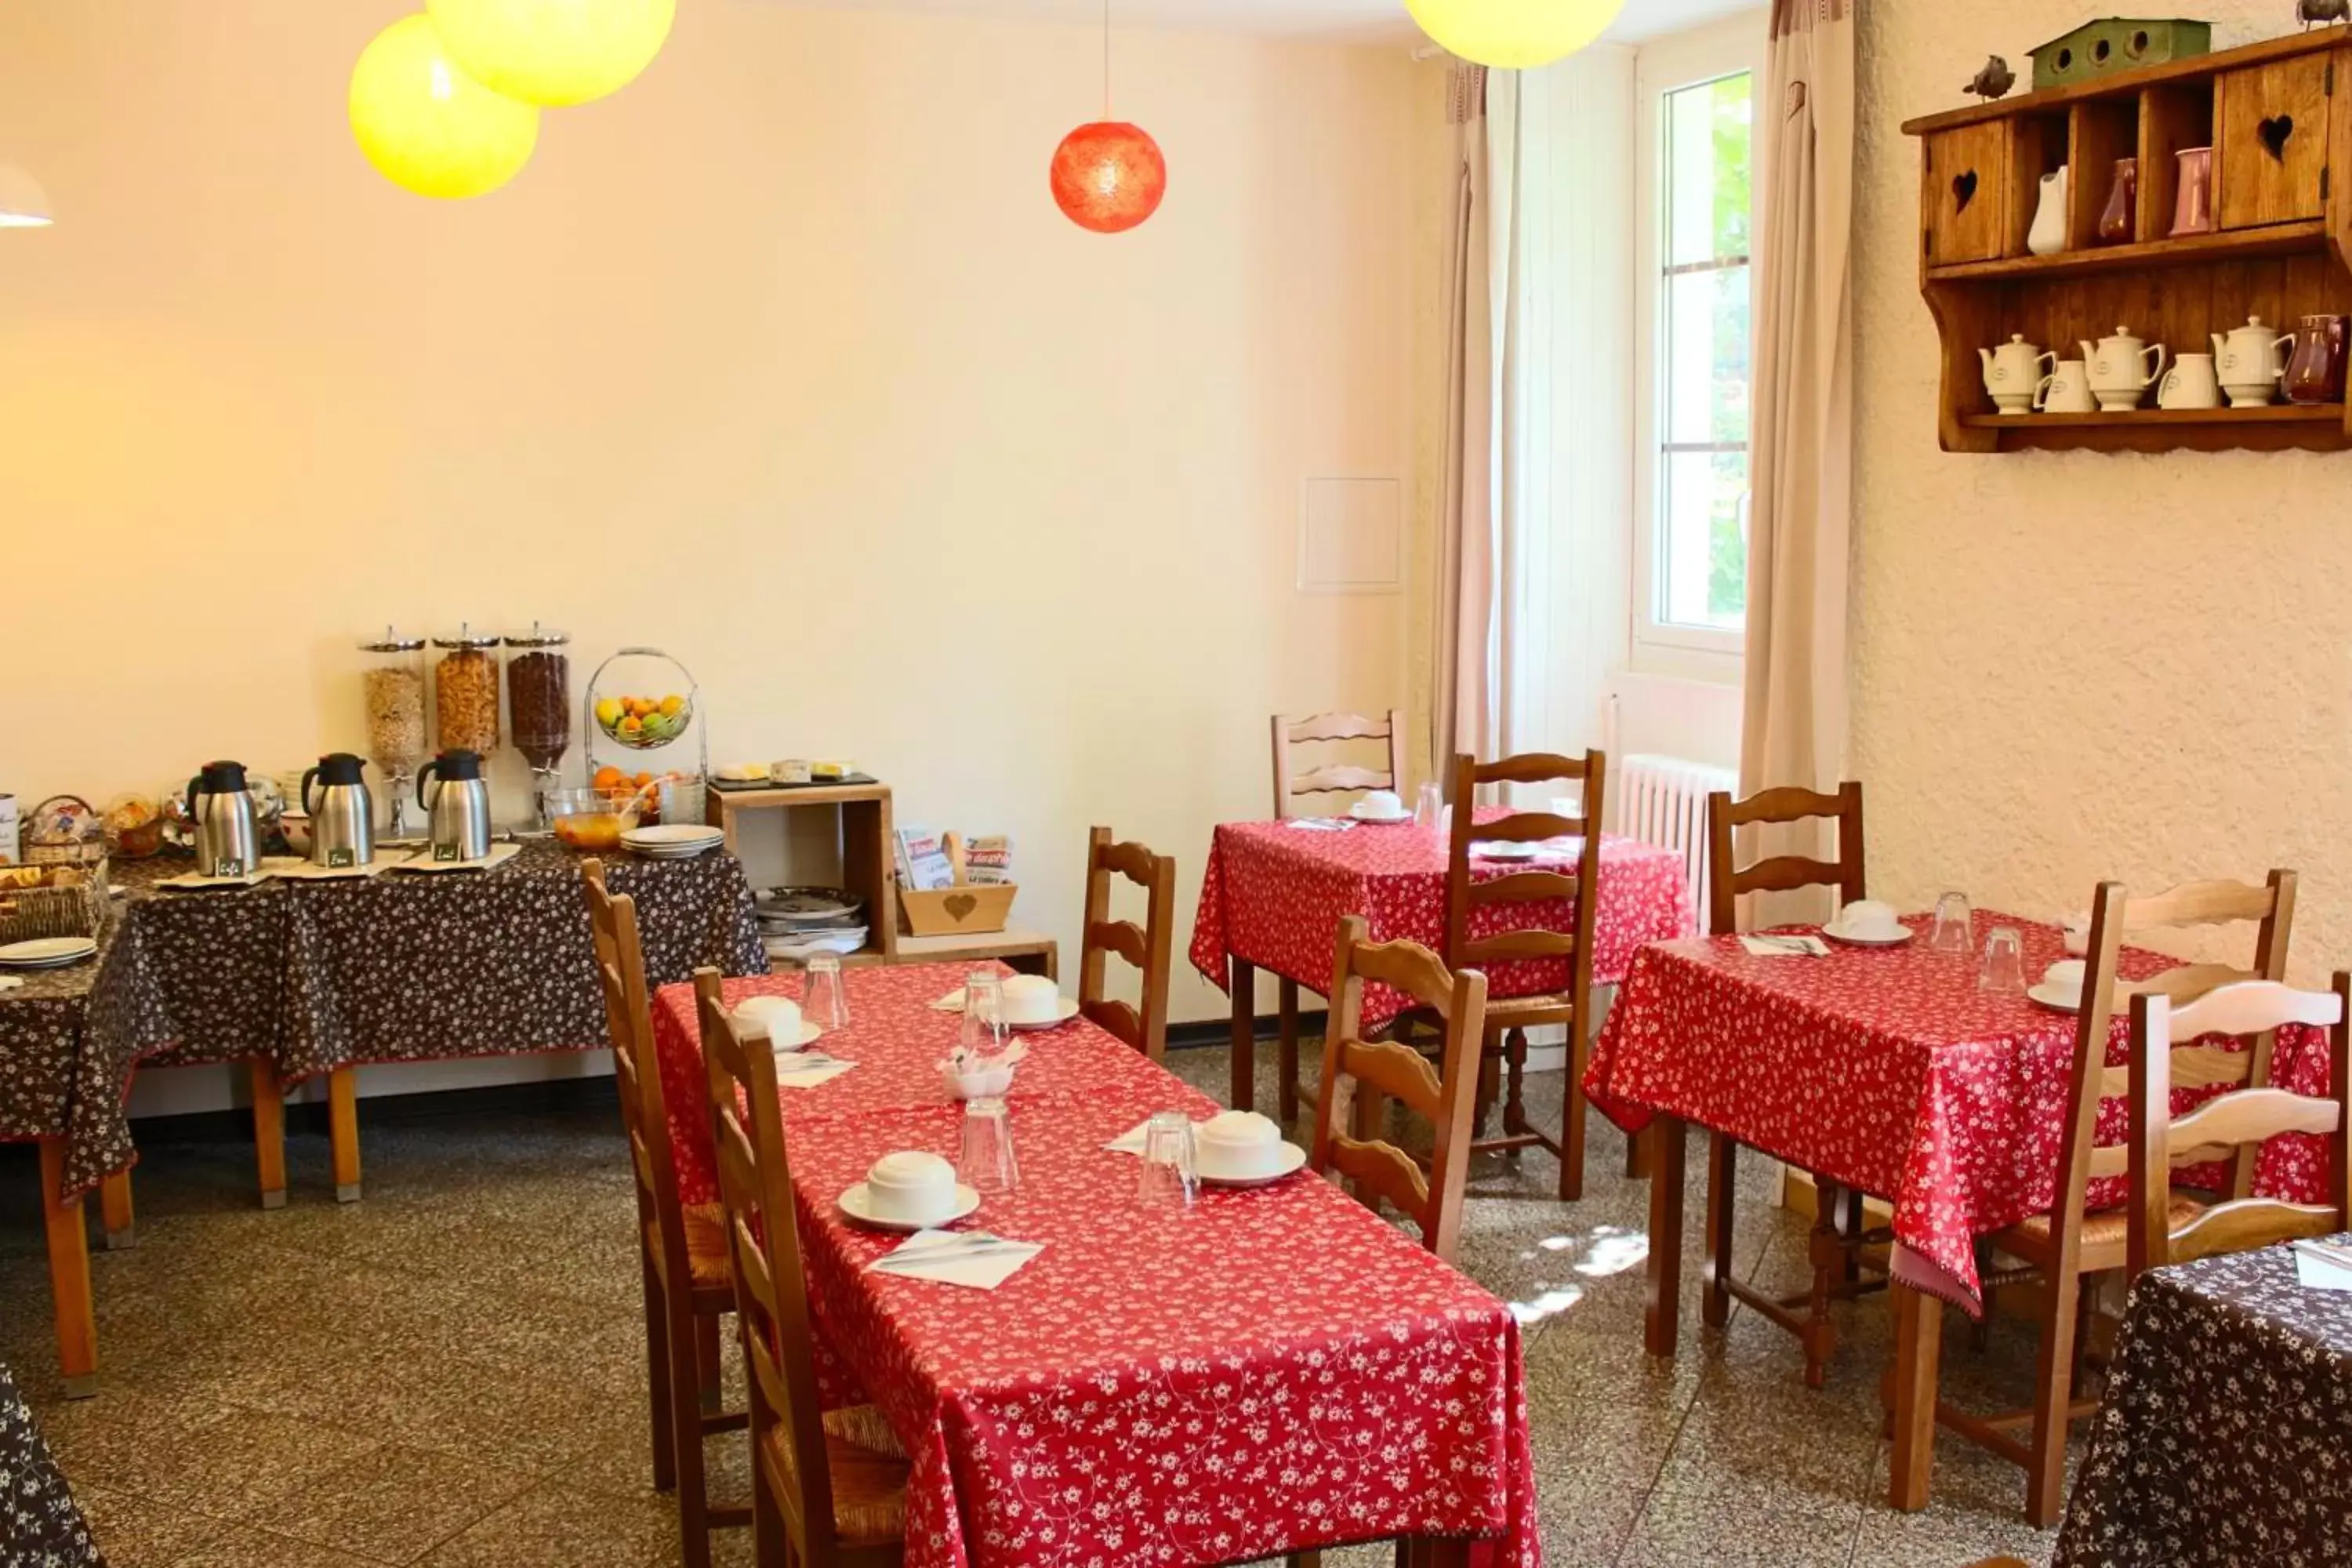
[1632,36,1756,673]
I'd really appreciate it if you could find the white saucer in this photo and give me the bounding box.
[1821,924,1913,948]
[1000,996,1082,1031]
[2027,984,2084,1013]
[1348,807,1413,825]
[624,824,725,848]
[0,936,99,967]
[1197,1142,1310,1189]
[757,1019,825,1051]
[1471,840,1544,862]
[837,1182,982,1232]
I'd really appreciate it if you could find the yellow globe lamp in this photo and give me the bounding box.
[424,0,676,108]
[1404,0,1628,70]
[350,15,539,200]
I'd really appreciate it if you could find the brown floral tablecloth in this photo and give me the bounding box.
[0,1359,102,1565]
[1,844,765,1195]
[2055,1239,2352,1566]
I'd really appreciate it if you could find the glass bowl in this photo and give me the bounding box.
[547,787,640,852]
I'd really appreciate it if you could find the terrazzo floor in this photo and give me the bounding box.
[0,1047,2068,1567]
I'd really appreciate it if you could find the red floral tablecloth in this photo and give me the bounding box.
[649,964,1543,1567]
[1189,818,1695,1027]
[1584,914,2333,1312]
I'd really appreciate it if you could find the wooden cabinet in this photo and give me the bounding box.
[2217,55,2332,229]
[1904,30,2352,453]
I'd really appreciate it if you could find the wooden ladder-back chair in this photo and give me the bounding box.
[1940,869,2298,1528]
[1310,916,1490,1264]
[583,862,746,1567]
[1268,709,1409,1123]
[2126,974,2350,1279]
[1442,749,1604,1201]
[1079,826,1175,1061]
[695,969,910,1568]
[1700,782,1874,1390]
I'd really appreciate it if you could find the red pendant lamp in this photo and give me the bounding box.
[1051,0,1164,234]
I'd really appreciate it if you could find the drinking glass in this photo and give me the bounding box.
[1138,1110,1198,1210]
[960,971,1007,1058]
[958,1097,1020,1196]
[1929,891,1973,956]
[802,953,849,1030]
[1414,782,1444,832]
[1978,927,2027,996]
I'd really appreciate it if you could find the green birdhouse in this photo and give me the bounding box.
[2030,17,2212,89]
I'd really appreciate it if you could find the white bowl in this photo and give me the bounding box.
[1194,1110,1294,1181]
[733,994,817,1051]
[942,1060,1017,1100]
[279,813,313,855]
[999,974,1064,1027]
[859,1151,960,1226]
[1835,899,1904,939]
[1350,790,1409,822]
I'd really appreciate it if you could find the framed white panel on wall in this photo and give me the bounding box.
[1296,476,1402,594]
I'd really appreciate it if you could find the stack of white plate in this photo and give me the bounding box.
[755,886,869,960]
[0,935,100,970]
[622,824,726,860]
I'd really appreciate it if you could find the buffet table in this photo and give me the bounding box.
[649,964,1541,1567]
[0,1360,100,1563]
[1,841,765,1396]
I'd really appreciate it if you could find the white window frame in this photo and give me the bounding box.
[1629,20,1762,683]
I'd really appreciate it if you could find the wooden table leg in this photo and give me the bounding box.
[329,1069,362,1203]
[249,1060,289,1210]
[1888,1281,1943,1512]
[1403,1537,1472,1567]
[1228,956,1256,1112]
[38,1140,98,1399]
[99,1170,135,1250]
[1645,1114,1686,1359]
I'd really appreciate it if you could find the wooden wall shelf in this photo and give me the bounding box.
[1904,28,2352,453]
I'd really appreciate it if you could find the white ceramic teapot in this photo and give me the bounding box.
[2079,325,2168,412]
[2211,315,2296,407]
[1979,335,2056,413]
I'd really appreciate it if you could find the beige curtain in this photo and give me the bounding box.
[1739,0,1856,921]
[1429,62,1523,786]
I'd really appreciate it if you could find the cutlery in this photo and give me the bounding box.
[866,1235,1037,1271]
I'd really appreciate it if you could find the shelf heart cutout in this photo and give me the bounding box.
[1952,169,1980,212]
[2259,114,2296,160]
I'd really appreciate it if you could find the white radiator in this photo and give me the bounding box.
[1612,753,1737,914]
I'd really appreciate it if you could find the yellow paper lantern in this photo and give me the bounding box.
[350,15,539,200]
[424,0,675,108]
[1405,0,1628,70]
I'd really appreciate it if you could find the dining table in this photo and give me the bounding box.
[2054,1237,2352,1566]
[1,841,765,1398]
[648,963,1543,1567]
[1190,814,1695,1111]
[0,1357,101,1563]
[1584,911,2336,1512]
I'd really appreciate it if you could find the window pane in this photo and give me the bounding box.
[1660,448,1748,631]
[1664,263,1750,446]
[1665,73,1751,267]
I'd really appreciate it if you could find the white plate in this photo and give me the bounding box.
[1821,924,1914,948]
[2027,984,2084,1012]
[633,845,721,860]
[1000,996,1082,1031]
[0,937,99,964]
[1197,1142,1310,1189]
[623,825,724,848]
[1471,840,1544,862]
[837,1182,983,1232]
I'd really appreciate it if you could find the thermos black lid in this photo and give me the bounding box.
[196,760,249,793]
[428,749,485,781]
[314,753,368,787]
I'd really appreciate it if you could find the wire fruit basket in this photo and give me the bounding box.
[583,647,709,829]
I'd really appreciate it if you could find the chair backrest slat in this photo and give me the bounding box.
[1309,915,1487,1261]
[1271,709,1406,818]
[1704,781,1865,936]
[1443,750,1606,996]
[1078,826,1175,1060]
[695,969,843,1562]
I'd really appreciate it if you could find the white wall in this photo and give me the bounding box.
[0,2,1420,1111]
[1852,1,2352,974]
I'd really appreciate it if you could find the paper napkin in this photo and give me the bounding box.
[865,1229,1042,1290]
[2293,1241,2352,1292]
[771,1052,855,1091]
[1285,818,1358,833]
[1740,934,1831,958]
[931,989,966,1011]
[1104,1115,1211,1156]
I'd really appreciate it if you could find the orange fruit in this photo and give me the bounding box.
[592,765,626,792]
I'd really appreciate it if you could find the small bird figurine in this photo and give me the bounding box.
[1964,55,2016,101]
[2301,0,2350,30]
